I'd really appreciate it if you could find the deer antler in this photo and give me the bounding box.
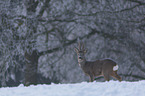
[78,42,81,51]
[82,42,85,51]
[78,41,86,51]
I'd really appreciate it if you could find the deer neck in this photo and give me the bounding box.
[78,59,86,67]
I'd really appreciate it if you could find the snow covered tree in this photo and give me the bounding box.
[0,0,145,87]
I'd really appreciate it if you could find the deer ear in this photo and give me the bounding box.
[74,48,78,53]
[84,49,87,53]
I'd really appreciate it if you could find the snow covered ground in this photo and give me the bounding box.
[0,80,145,96]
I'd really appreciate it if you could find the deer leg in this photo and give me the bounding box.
[111,71,122,82]
[89,74,94,82]
[103,73,110,81]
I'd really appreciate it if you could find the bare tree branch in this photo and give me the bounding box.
[38,30,97,56]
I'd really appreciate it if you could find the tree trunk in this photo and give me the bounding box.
[24,50,39,86]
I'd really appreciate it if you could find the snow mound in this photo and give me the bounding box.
[0,80,145,96]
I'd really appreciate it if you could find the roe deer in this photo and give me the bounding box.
[75,42,122,82]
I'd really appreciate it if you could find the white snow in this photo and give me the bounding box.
[0,80,145,96]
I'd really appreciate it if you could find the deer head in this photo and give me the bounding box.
[75,42,87,64]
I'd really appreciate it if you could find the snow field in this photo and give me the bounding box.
[0,80,145,96]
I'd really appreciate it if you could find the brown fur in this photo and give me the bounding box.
[81,59,121,82]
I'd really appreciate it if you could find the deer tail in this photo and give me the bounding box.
[113,64,119,71]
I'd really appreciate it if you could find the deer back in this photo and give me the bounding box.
[82,59,117,76]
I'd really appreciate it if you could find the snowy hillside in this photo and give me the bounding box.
[0,81,145,96]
